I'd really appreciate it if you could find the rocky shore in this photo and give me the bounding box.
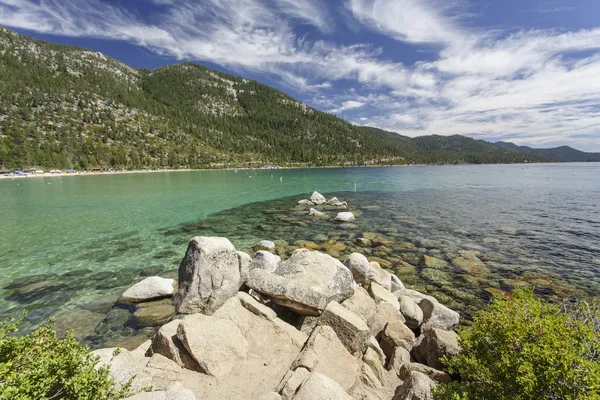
[92,196,463,400]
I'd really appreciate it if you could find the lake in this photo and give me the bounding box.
[1,163,599,348]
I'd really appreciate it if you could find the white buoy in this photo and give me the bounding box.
[354,183,357,192]
[280,176,283,183]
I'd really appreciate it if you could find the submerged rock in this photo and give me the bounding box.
[254,240,276,252]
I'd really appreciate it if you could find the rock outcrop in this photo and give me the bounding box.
[95,233,463,400]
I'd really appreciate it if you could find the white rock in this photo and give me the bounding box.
[255,240,276,251]
[310,191,327,205]
[392,371,436,400]
[341,286,377,322]
[237,251,252,283]
[298,199,315,206]
[119,277,175,303]
[325,197,340,205]
[335,212,355,222]
[250,250,281,273]
[308,208,326,217]
[319,301,371,356]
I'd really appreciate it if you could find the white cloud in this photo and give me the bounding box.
[1,0,600,150]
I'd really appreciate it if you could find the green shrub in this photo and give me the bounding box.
[434,289,600,400]
[0,315,133,400]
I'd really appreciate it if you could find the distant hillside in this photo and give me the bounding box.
[0,26,550,170]
[495,142,600,162]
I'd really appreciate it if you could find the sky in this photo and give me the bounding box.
[1,0,600,151]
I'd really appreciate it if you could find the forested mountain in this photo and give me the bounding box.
[495,142,600,162]
[0,26,551,170]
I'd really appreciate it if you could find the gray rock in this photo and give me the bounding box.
[174,236,242,315]
[319,301,371,356]
[177,314,249,378]
[119,276,176,303]
[294,372,352,400]
[310,191,327,205]
[387,346,411,373]
[91,348,152,392]
[298,199,315,206]
[411,328,460,370]
[237,251,252,283]
[335,212,355,222]
[393,288,438,304]
[325,197,340,205]
[250,250,281,273]
[279,367,311,399]
[246,249,354,316]
[392,371,436,400]
[419,298,460,331]
[398,295,423,329]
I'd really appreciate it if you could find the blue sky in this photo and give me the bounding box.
[1,0,600,151]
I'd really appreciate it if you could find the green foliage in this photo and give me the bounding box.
[0,26,552,170]
[0,315,133,400]
[434,289,600,400]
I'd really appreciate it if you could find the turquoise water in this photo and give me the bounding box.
[1,164,599,346]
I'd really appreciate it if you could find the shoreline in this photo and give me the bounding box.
[0,161,571,180]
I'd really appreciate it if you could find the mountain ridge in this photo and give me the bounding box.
[0,26,564,170]
[494,141,600,162]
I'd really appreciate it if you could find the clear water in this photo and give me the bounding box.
[1,164,599,347]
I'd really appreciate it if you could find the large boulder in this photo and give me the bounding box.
[310,191,327,205]
[119,277,175,303]
[294,372,352,400]
[174,236,242,314]
[341,287,377,322]
[246,249,354,316]
[238,251,252,283]
[319,301,371,356]
[176,313,248,378]
[419,298,460,331]
[411,328,460,370]
[91,348,151,391]
[335,212,355,222]
[392,371,436,400]
[398,295,423,329]
[344,253,392,290]
[250,251,281,273]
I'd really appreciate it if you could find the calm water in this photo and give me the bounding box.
[1,164,599,346]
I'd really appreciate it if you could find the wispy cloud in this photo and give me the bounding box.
[1,0,600,150]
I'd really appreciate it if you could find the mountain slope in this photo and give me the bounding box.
[0,26,550,170]
[495,142,600,162]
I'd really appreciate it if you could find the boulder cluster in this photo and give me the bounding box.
[299,191,355,222]
[94,235,462,400]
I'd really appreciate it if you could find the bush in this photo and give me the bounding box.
[434,289,600,400]
[0,315,133,400]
